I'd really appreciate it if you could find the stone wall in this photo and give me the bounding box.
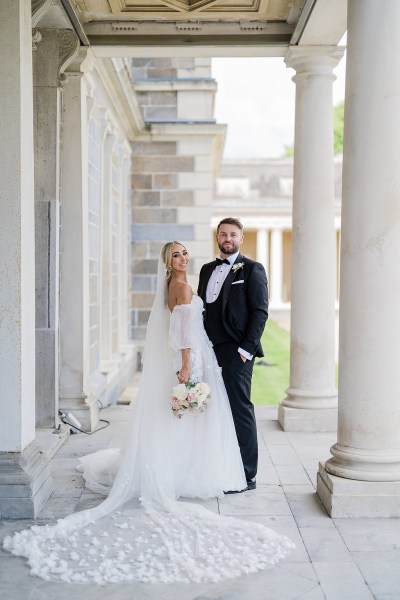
[130,58,225,345]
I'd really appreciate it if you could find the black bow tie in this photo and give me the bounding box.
[216,258,230,266]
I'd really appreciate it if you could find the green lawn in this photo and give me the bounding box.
[251,320,290,406]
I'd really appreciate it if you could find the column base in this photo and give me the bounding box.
[278,403,337,432]
[317,461,400,517]
[0,442,52,519]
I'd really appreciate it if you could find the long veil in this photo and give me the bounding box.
[4,253,294,584]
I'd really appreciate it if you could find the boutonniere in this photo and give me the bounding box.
[232,262,244,273]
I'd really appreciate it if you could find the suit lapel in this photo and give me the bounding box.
[222,254,243,313]
[199,262,217,302]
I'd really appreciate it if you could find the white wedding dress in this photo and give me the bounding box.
[3,257,294,585]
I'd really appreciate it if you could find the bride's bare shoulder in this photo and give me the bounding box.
[168,281,193,311]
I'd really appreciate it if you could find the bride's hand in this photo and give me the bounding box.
[177,366,190,384]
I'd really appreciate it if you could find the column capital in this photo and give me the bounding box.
[285,45,345,79]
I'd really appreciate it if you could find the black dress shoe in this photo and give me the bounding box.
[223,487,247,495]
[246,478,256,490]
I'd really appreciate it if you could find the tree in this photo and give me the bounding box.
[282,101,345,157]
[333,101,344,155]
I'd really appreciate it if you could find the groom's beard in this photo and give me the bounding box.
[218,241,240,255]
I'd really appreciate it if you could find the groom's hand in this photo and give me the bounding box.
[239,353,247,363]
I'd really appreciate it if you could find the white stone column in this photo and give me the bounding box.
[317,0,400,517]
[118,147,133,352]
[59,50,99,431]
[100,130,116,373]
[278,46,344,432]
[256,227,268,272]
[269,228,283,307]
[0,0,51,517]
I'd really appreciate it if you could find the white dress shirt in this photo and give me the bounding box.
[206,252,253,361]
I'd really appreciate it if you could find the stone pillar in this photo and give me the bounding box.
[118,146,133,353]
[317,0,400,517]
[100,131,117,373]
[256,227,268,271]
[33,29,79,427]
[278,46,343,432]
[0,0,51,517]
[269,228,283,307]
[59,50,100,431]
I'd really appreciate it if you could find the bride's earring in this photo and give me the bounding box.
[166,266,172,277]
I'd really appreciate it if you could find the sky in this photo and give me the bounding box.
[211,53,347,159]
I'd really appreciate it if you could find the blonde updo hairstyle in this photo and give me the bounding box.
[161,241,186,284]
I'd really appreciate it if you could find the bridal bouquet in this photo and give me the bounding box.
[171,381,211,419]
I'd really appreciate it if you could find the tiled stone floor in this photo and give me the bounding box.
[1,405,400,600]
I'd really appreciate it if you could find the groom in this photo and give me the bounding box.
[198,217,268,491]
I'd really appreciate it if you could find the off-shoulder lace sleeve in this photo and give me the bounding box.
[169,303,193,351]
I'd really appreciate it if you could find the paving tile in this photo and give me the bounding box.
[305,468,318,488]
[351,550,400,598]
[286,432,336,446]
[256,464,281,485]
[219,489,292,517]
[179,564,320,600]
[334,518,400,551]
[283,486,334,528]
[296,586,325,599]
[26,589,55,600]
[260,429,291,446]
[254,406,279,421]
[278,562,319,583]
[267,444,302,466]
[74,492,104,511]
[49,477,85,499]
[275,465,311,485]
[37,495,80,518]
[299,527,353,562]
[0,554,37,587]
[313,561,374,600]
[0,583,39,600]
[30,569,319,600]
[181,497,219,514]
[241,515,310,563]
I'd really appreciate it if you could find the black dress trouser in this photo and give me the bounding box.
[212,341,258,481]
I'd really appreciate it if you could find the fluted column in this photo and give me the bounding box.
[278,45,344,432]
[270,228,283,307]
[317,0,400,517]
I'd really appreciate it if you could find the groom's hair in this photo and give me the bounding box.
[217,217,243,233]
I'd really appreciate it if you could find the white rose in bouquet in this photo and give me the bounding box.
[172,383,188,401]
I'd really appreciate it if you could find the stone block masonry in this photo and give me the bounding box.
[129,57,225,344]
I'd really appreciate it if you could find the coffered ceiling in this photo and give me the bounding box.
[55,0,347,50]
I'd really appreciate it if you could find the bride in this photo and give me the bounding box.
[4,242,294,584]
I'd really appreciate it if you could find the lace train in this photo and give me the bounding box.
[4,500,294,584]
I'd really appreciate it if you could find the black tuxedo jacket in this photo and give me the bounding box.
[197,254,268,358]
